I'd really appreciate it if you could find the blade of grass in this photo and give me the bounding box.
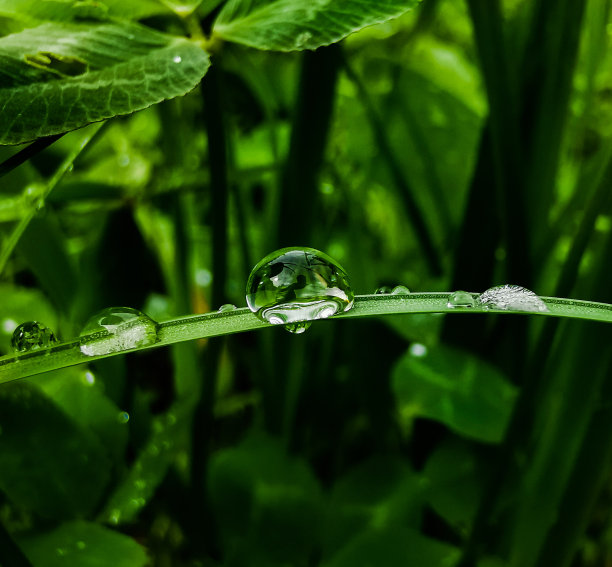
[1,293,611,384]
[341,51,443,277]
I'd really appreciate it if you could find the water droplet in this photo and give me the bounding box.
[109,508,121,524]
[76,541,86,551]
[11,321,58,352]
[447,290,476,308]
[83,371,95,385]
[409,343,428,357]
[79,307,158,356]
[117,411,130,424]
[375,286,393,294]
[246,247,354,334]
[390,285,410,295]
[296,31,313,49]
[56,547,68,557]
[173,55,182,63]
[218,304,237,312]
[2,318,17,333]
[375,285,410,295]
[477,285,549,313]
[134,479,146,490]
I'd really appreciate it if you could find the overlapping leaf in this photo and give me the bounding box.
[0,22,209,144]
[213,0,421,51]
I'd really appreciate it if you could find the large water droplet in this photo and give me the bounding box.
[447,290,476,308]
[246,247,354,334]
[11,321,58,352]
[79,307,158,356]
[477,285,549,313]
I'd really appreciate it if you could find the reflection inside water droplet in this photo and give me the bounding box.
[477,284,549,313]
[246,247,354,334]
[79,307,158,356]
[11,321,58,352]
[447,290,476,308]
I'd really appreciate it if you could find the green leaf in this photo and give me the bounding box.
[0,382,111,519]
[392,344,518,443]
[208,430,323,562]
[18,521,148,567]
[0,22,210,144]
[0,0,170,26]
[423,439,486,531]
[37,367,129,465]
[321,526,459,567]
[213,0,422,51]
[324,455,423,555]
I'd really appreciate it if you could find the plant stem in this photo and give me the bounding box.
[341,53,443,277]
[0,294,611,384]
[0,134,63,181]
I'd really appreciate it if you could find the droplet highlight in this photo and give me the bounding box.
[477,285,549,313]
[79,307,158,356]
[447,290,476,308]
[11,321,58,352]
[246,247,354,334]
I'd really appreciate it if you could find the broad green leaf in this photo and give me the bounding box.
[19,521,148,567]
[0,382,111,519]
[0,22,210,144]
[324,455,423,555]
[213,0,422,51]
[37,367,129,465]
[208,430,323,563]
[423,439,486,531]
[0,0,170,25]
[392,345,517,443]
[321,526,459,567]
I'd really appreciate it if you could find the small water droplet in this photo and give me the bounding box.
[2,318,17,333]
[56,547,68,557]
[173,55,182,63]
[296,31,313,49]
[409,343,428,357]
[117,411,130,424]
[134,479,146,490]
[477,284,549,313]
[11,321,58,352]
[79,307,158,356]
[109,509,121,524]
[375,285,410,295]
[83,371,95,385]
[76,541,86,551]
[246,247,354,334]
[218,304,237,312]
[447,290,476,308]
[375,286,393,294]
[390,285,410,295]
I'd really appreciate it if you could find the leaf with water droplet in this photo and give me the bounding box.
[477,284,549,313]
[392,345,518,443]
[79,307,158,356]
[447,290,476,309]
[11,320,57,352]
[18,521,148,567]
[246,247,354,334]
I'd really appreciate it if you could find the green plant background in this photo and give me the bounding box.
[0,0,611,566]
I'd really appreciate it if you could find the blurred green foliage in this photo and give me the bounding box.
[0,0,612,566]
